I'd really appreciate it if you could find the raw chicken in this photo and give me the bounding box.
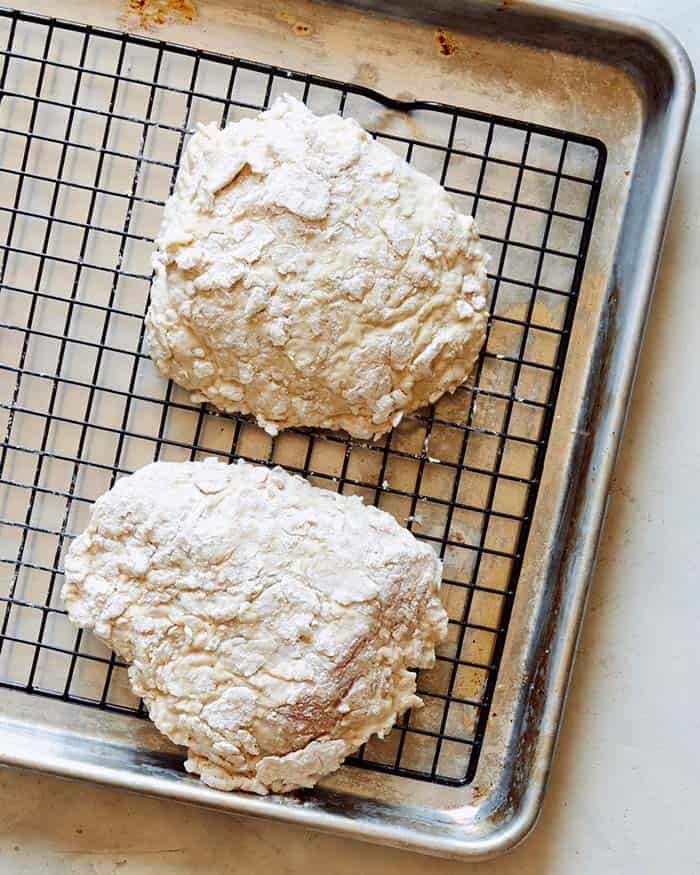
[147,95,488,438]
[62,459,448,794]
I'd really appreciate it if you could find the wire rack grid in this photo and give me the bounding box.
[0,8,605,788]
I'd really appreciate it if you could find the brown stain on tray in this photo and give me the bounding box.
[122,0,195,29]
[276,9,313,37]
[435,29,457,57]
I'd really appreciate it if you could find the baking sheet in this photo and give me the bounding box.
[0,0,693,860]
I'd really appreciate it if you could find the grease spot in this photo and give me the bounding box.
[435,29,457,57]
[356,62,378,86]
[122,0,195,28]
[277,11,312,36]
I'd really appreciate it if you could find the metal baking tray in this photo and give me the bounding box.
[0,0,693,860]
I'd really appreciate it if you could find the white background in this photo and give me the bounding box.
[1,0,698,872]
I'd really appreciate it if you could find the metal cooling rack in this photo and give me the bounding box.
[0,8,605,789]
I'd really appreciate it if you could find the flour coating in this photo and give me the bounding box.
[146,96,488,437]
[62,459,448,794]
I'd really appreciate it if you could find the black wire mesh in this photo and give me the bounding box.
[0,8,605,787]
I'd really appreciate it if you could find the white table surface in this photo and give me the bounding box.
[1,0,698,871]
